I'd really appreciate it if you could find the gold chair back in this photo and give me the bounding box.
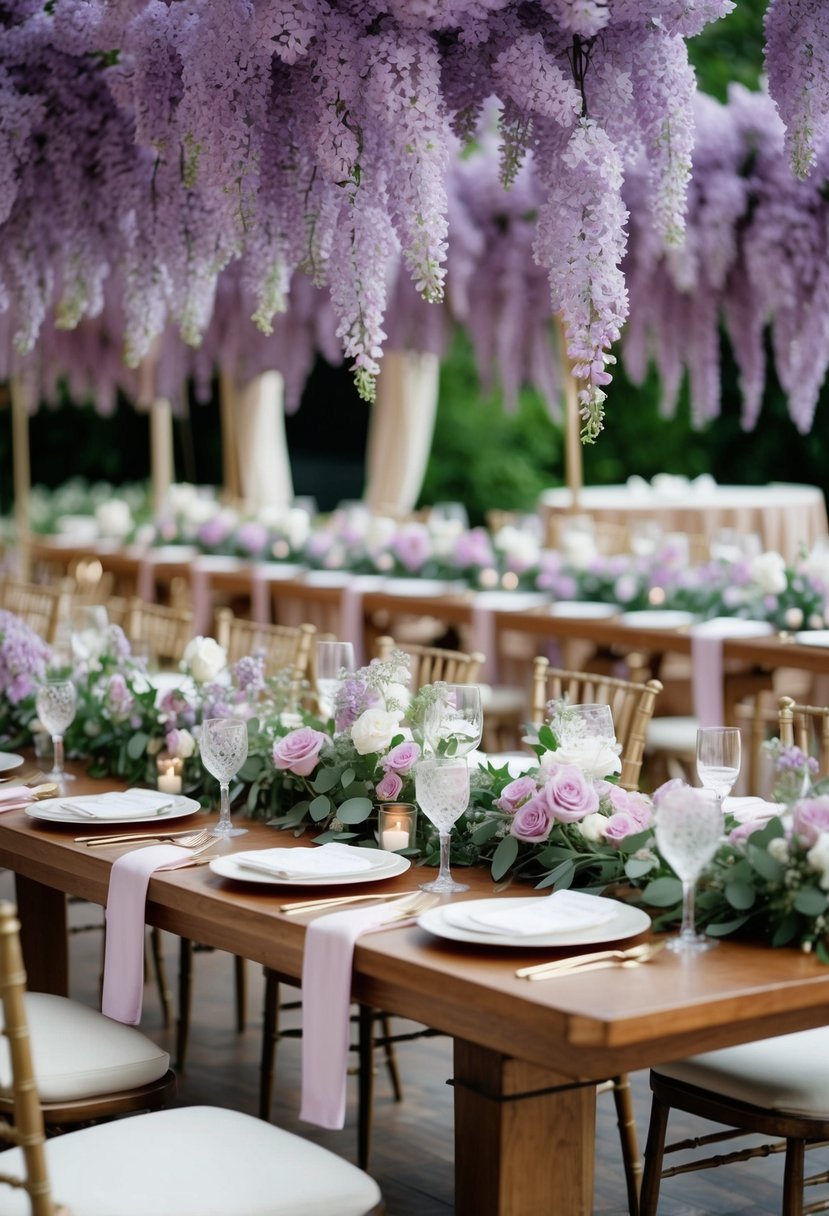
[0,578,69,644]
[214,608,315,682]
[375,635,484,689]
[531,657,662,792]
[778,694,829,778]
[125,598,194,670]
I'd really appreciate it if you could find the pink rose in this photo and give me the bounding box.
[272,727,329,777]
[605,785,652,828]
[792,797,829,846]
[382,740,421,774]
[376,771,404,801]
[494,776,538,813]
[510,794,554,843]
[604,811,644,846]
[544,764,599,822]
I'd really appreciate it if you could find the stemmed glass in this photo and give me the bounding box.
[415,756,470,894]
[553,702,615,746]
[315,640,355,720]
[423,684,483,759]
[654,786,724,953]
[35,678,77,784]
[696,727,741,804]
[199,717,249,837]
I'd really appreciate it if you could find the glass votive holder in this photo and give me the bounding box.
[378,804,418,852]
[156,753,183,795]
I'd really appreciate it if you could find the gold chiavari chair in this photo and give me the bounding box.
[779,695,829,777]
[214,607,316,681]
[0,901,384,1216]
[375,633,485,686]
[123,598,194,670]
[0,577,70,643]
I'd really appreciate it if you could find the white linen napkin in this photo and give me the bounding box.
[723,795,781,823]
[233,843,376,879]
[443,890,618,937]
[61,788,175,820]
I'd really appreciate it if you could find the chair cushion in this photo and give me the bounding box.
[0,993,170,1102]
[478,684,526,714]
[645,716,698,754]
[654,1026,829,1118]
[0,1105,382,1216]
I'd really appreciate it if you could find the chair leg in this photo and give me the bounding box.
[148,928,172,1027]
[639,1092,671,1216]
[377,1013,403,1102]
[258,969,280,1121]
[234,955,247,1033]
[782,1139,806,1216]
[611,1073,642,1216]
[357,1004,376,1170]
[176,937,193,1071]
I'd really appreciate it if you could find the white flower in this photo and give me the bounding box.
[784,607,804,630]
[279,711,304,729]
[750,550,787,596]
[541,740,622,780]
[807,834,829,890]
[560,530,597,570]
[182,636,227,683]
[95,498,133,538]
[172,729,196,759]
[383,682,412,713]
[578,812,607,843]
[493,526,541,568]
[350,708,403,755]
[767,837,790,865]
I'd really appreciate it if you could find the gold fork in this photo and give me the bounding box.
[280,890,421,915]
[81,827,214,849]
[515,941,664,981]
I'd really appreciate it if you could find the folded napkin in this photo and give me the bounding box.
[444,890,618,938]
[0,785,35,813]
[102,844,195,1024]
[235,843,376,879]
[61,789,174,820]
[300,900,415,1129]
[724,795,781,823]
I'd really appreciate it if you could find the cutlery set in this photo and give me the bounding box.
[77,826,214,847]
[515,941,665,981]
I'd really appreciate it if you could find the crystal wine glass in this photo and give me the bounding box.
[423,684,483,759]
[654,785,724,953]
[315,640,355,720]
[553,702,615,746]
[35,678,77,784]
[199,717,249,837]
[415,756,470,894]
[696,726,741,804]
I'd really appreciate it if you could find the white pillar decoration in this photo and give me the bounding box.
[364,350,440,515]
[222,370,293,510]
[9,373,33,580]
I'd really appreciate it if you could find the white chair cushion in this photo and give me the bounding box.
[654,1026,829,1118]
[0,1105,382,1216]
[478,684,526,714]
[0,993,170,1102]
[646,716,698,754]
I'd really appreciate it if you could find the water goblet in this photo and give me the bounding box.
[199,717,249,837]
[696,726,741,804]
[315,640,355,720]
[423,684,483,759]
[35,678,77,784]
[415,756,470,894]
[654,785,724,953]
[552,702,615,746]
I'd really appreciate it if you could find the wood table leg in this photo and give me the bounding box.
[453,1040,596,1216]
[15,875,68,995]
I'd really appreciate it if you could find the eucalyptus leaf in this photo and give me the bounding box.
[705,913,752,937]
[491,835,519,881]
[470,820,502,845]
[336,797,374,824]
[309,794,332,822]
[313,767,342,794]
[794,886,829,916]
[536,859,575,890]
[126,731,149,760]
[641,876,683,907]
[624,856,656,880]
[747,845,785,883]
[340,767,355,788]
[724,881,757,911]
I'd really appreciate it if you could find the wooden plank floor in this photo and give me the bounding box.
[4,869,828,1215]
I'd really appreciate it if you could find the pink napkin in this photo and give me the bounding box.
[102,844,194,1024]
[300,901,413,1129]
[339,576,385,668]
[0,786,35,812]
[251,565,273,624]
[690,619,775,727]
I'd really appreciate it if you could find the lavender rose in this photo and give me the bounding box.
[376,771,404,801]
[544,764,599,822]
[509,794,554,843]
[604,811,644,845]
[792,797,829,846]
[381,740,421,774]
[494,776,538,813]
[272,727,329,777]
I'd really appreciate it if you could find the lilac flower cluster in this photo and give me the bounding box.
[0,609,50,724]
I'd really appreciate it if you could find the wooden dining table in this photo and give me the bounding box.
[4,767,829,1215]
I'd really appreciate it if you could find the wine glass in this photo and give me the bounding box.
[199,717,249,837]
[552,702,615,746]
[315,640,355,720]
[696,727,741,804]
[423,684,483,759]
[415,756,470,894]
[654,785,724,953]
[35,678,77,784]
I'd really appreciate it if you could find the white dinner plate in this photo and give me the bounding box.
[617,610,697,630]
[794,630,829,648]
[25,793,202,825]
[209,849,411,886]
[0,752,24,773]
[417,895,651,948]
[547,601,620,619]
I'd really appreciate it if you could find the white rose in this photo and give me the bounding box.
[493,526,540,569]
[350,708,403,756]
[365,515,398,550]
[174,729,196,759]
[183,636,227,683]
[544,740,622,780]
[561,530,597,571]
[807,835,829,890]
[95,498,133,538]
[578,812,608,843]
[750,550,787,596]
